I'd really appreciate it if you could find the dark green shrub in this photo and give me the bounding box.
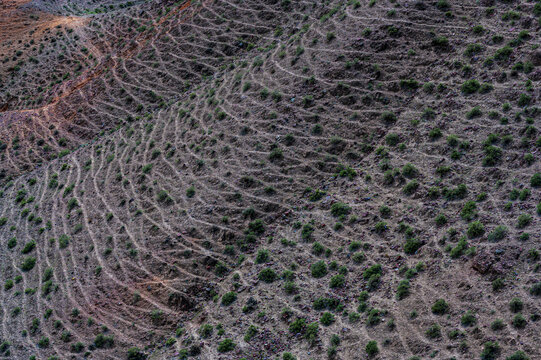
[404,238,421,255]
[258,268,277,283]
[506,351,529,360]
[491,319,505,331]
[480,341,500,360]
[94,334,114,349]
[396,280,410,300]
[461,311,476,327]
[517,214,532,229]
[365,341,378,357]
[329,274,345,288]
[217,339,236,353]
[512,314,527,329]
[461,79,480,94]
[320,312,335,326]
[426,324,441,339]
[330,202,350,217]
[530,282,541,296]
[467,221,484,238]
[20,257,36,271]
[531,173,541,187]
[403,180,419,195]
[510,298,523,313]
[311,261,328,278]
[127,347,146,360]
[432,299,449,315]
[487,226,507,242]
[221,292,237,306]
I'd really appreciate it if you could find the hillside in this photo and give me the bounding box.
[0,0,540,359]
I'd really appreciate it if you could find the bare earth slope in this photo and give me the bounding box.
[0,0,540,359]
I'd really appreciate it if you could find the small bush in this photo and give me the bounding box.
[330,202,351,217]
[258,268,277,283]
[217,339,236,353]
[432,299,449,315]
[403,180,419,195]
[404,238,422,255]
[329,274,345,288]
[426,324,441,339]
[221,292,237,306]
[487,226,508,242]
[530,282,541,296]
[311,261,328,278]
[467,221,485,238]
[396,280,410,300]
[461,311,476,327]
[20,257,36,272]
[516,214,532,229]
[506,351,530,360]
[365,341,379,357]
[127,347,146,360]
[512,314,527,329]
[510,298,523,313]
[480,341,500,360]
[320,312,335,326]
[461,79,480,94]
[531,173,541,187]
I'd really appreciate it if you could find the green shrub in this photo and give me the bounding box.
[304,322,319,344]
[221,292,237,306]
[509,298,523,313]
[199,324,213,338]
[531,173,541,187]
[435,213,447,226]
[403,180,419,195]
[491,319,505,331]
[461,311,476,327]
[94,333,114,349]
[396,280,410,300]
[289,318,306,334]
[329,275,345,288]
[425,324,441,339]
[531,282,541,296]
[492,278,505,291]
[516,214,532,229]
[402,163,418,178]
[330,202,351,217]
[380,111,397,123]
[365,341,379,357]
[20,257,36,271]
[255,249,270,264]
[21,240,36,254]
[461,201,477,221]
[467,221,485,238]
[506,351,529,360]
[432,299,449,315]
[512,314,527,329]
[311,261,328,278]
[258,268,277,283]
[282,353,297,360]
[217,339,236,353]
[461,79,480,94]
[269,148,283,161]
[374,221,387,233]
[480,341,500,360]
[320,312,335,326]
[363,264,382,280]
[127,347,146,360]
[487,226,508,242]
[404,238,421,255]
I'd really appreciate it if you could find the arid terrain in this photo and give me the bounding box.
[0,0,540,359]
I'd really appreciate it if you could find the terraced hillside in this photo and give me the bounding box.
[0,0,540,359]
